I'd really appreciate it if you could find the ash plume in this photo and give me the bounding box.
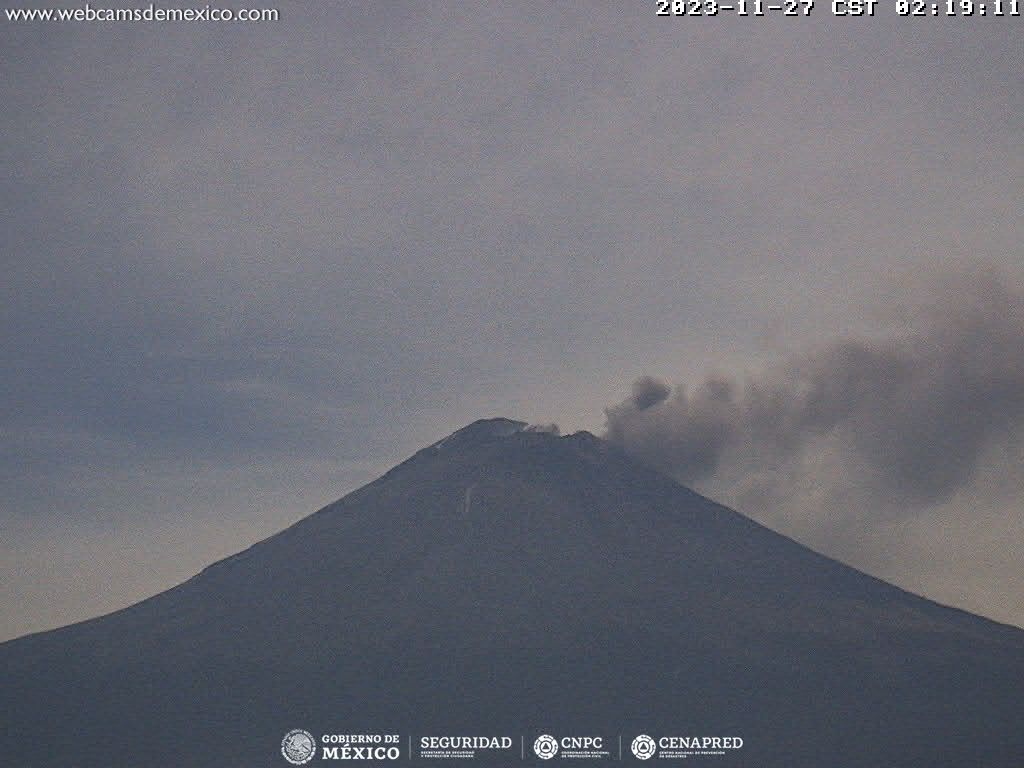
[604,270,1024,519]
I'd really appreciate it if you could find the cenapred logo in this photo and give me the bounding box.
[534,734,559,760]
[631,734,743,760]
[282,729,317,765]
[631,735,657,760]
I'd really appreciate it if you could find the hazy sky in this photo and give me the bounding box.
[2,2,1022,641]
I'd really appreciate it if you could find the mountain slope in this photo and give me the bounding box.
[2,418,1023,767]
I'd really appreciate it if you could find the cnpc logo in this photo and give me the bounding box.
[533,735,559,760]
[533,734,605,759]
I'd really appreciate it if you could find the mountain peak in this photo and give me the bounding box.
[426,418,527,452]
[453,417,528,439]
[427,419,602,459]
[4,418,1024,767]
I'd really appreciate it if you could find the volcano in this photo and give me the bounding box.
[2,418,1023,767]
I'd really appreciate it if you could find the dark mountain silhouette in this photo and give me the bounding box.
[2,418,1023,767]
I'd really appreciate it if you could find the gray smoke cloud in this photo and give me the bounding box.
[605,270,1024,523]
